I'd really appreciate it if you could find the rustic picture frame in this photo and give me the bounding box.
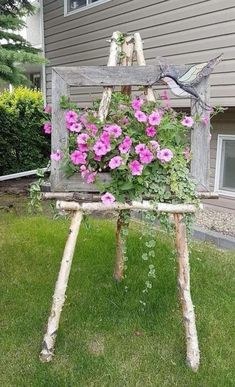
[50,65,211,192]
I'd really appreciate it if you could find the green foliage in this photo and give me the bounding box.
[0,87,50,175]
[0,0,45,85]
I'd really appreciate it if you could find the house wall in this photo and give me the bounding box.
[43,0,235,202]
[43,0,235,106]
[25,6,42,48]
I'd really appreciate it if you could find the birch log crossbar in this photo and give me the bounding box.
[41,31,221,371]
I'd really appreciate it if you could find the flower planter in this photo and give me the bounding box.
[64,172,111,193]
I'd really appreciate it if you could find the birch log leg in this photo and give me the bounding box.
[134,32,156,102]
[113,37,133,281]
[98,31,121,122]
[40,210,83,362]
[114,211,126,281]
[174,213,200,372]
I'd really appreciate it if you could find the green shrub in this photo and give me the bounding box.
[0,87,50,175]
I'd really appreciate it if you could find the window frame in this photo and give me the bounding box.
[214,134,235,197]
[64,0,112,16]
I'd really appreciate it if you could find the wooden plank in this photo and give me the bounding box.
[52,173,111,193]
[190,76,210,191]
[50,69,69,192]
[54,64,190,86]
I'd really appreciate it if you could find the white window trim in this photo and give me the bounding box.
[64,0,112,16]
[214,134,235,197]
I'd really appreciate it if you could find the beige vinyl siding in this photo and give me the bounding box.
[43,0,235,106]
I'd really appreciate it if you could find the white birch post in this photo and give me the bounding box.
[120,35,134,95]
[114,35,134,281]
[134,32,156,102]
[174,213,200,372]
[40,210,83,362]
[98,31,121,122]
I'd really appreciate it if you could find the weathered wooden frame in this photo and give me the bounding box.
[51,64,211,192]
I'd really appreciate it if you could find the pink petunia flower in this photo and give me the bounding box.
[131,98,144,110]
[148,111,161,126]
[104,124,122,138]
[160,90,171,109]
[157,148,173,163]
[68,122,83,132]
[135,110,147,123]
[77,133,90,144]
[86,123,98,135]
[129,160,143,176]
[146,126,156,137]
[181,116,194,128]
[86,172,97,184]
[50,149,62,161]
[101,192,116,205]
[70,150,87,165]
[78,143,89,152]
[100,131,110,146]
[120,117,129,125]
[43,122,52,134]
[44,104,52,114]
[139,149,154,164]
[149,140,160,151]
[65,110,78,123]
[93,141,109,156]
[94,155,102,161]
[80,114,88,125]
[80,165,89,178]
[135,143,146,154]
[201,115,210,126]
[108,156,123,169]
[119,136,132,154]
[160,90,169,101]
[183,147,191,161]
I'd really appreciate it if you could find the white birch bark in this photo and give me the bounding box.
[174,213,200,372]
[98,31,121,122]
[56,200,201,214]
[134,32,156,102]
[40,211,83,362]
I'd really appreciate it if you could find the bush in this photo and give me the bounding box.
[0,87,50,175]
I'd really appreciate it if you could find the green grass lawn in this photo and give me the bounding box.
[1,211,235,386]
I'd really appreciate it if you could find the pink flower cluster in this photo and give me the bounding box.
[49,94,199,204]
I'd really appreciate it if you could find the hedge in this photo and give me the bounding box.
[0,87,50,175]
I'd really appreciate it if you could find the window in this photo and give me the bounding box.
[215,135,235,196]
[30,73,41,90]
[66,0,110,15]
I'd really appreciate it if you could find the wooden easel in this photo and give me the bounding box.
[39,32,219,371]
